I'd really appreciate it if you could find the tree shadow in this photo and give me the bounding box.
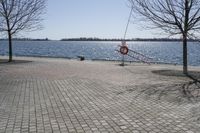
[182,74,200,100]
[0,59,32,64]
[115,69,200,124]
[115,69,200,103]
[151,70,200,103]
[152,69,200,78]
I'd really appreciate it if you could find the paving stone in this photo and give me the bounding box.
[0,57,200,132]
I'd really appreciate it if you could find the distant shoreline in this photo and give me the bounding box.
[60,38,200,42]
[0,38,200,42]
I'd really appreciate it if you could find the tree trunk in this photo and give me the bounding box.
[8,31,12,62]
[183,34,188,75]
[183,0,189,75]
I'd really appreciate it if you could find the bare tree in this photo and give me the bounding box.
[129,0,200,74]
[0,0,46,62]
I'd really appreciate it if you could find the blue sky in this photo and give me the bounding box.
[26,0,162,40]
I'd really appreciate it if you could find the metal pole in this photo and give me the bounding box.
[123,6,133,40]
[121,6,133,66]
[122,55,125,66]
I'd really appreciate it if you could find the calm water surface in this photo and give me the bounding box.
[0,41,200,66]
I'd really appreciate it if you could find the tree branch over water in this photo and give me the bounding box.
[0,0,46,62]
[129,0,200,74]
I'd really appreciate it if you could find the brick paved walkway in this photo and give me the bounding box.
[0,57,200,133]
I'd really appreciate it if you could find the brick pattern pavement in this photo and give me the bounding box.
[0,57,199,133]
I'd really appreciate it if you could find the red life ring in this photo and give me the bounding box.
[120,45,129,55]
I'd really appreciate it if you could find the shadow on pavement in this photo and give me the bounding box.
[149,70,200,103]
[0,59,32,64]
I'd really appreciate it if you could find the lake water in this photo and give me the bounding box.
[0,40,200,66]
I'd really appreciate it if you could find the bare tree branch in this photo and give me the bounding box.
[0,0,46,61]
[129,0,200,74]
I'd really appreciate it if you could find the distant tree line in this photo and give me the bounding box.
[60,37,200,42]
[0,38,49,41]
